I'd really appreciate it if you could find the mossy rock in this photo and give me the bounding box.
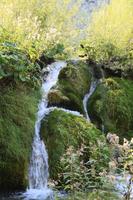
[0,84,39,190]
[41,109,109,179]
[48,61,91,113]
[48,89,70,107]
[88,78,133,139]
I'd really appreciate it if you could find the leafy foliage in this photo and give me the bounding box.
[0,0,82,60]
[57,144,110,192]
[0,0,84,85]
[0,42,40,86]
[80,0,133,74]
[107,134,133,200]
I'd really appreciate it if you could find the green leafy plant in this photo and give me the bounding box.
[0,42,40,86]
[57,144,109,193]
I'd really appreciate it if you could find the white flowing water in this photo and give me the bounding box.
[83,80,98,121]
[48,107,82,117]
[25,61,67,199]
[25,61,83,200]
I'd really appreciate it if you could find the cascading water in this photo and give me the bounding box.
[83,63,105,122]
[24,61,82,200]
[25,61,67,199]
[48,107,82,117]
[29,61,67,189]
[83,79,98,121]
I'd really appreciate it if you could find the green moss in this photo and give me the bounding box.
[41,109,109,179]
[0,84,39,190]
[48,61,91,113]
[48,89,70,106]
[88,78,133,138]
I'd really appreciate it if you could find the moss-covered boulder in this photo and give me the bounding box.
[41,109,109,179]
[48,90,70,106]
[48,61,91,113]
[88,78,133,139]
[0,84,39,190]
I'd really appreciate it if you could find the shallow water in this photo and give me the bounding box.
[0,194,50,200]
[1,173,132,200]
[0,193,22,200]
[0,190,120,200]
[0,190,60,200]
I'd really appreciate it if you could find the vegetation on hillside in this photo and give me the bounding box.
[80,0,133,76]
[0,0,133,198]
[0,0,83,85]
[0,0,82,60]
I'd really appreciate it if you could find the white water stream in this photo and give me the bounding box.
[24,61,82,200]
[83,79,98,121]
[25,61,67,199]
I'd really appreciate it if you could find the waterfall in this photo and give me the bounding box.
[83,61,105,122]
[48,107,82,117]
[24,61,67,199]
[24,61,83,200]
[83,79,98,121]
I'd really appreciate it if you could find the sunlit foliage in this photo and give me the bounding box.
[0,0,82,60]
[81,0,133,61]
[0,0,83,85]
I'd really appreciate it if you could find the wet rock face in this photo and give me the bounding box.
[92,64,104,79]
